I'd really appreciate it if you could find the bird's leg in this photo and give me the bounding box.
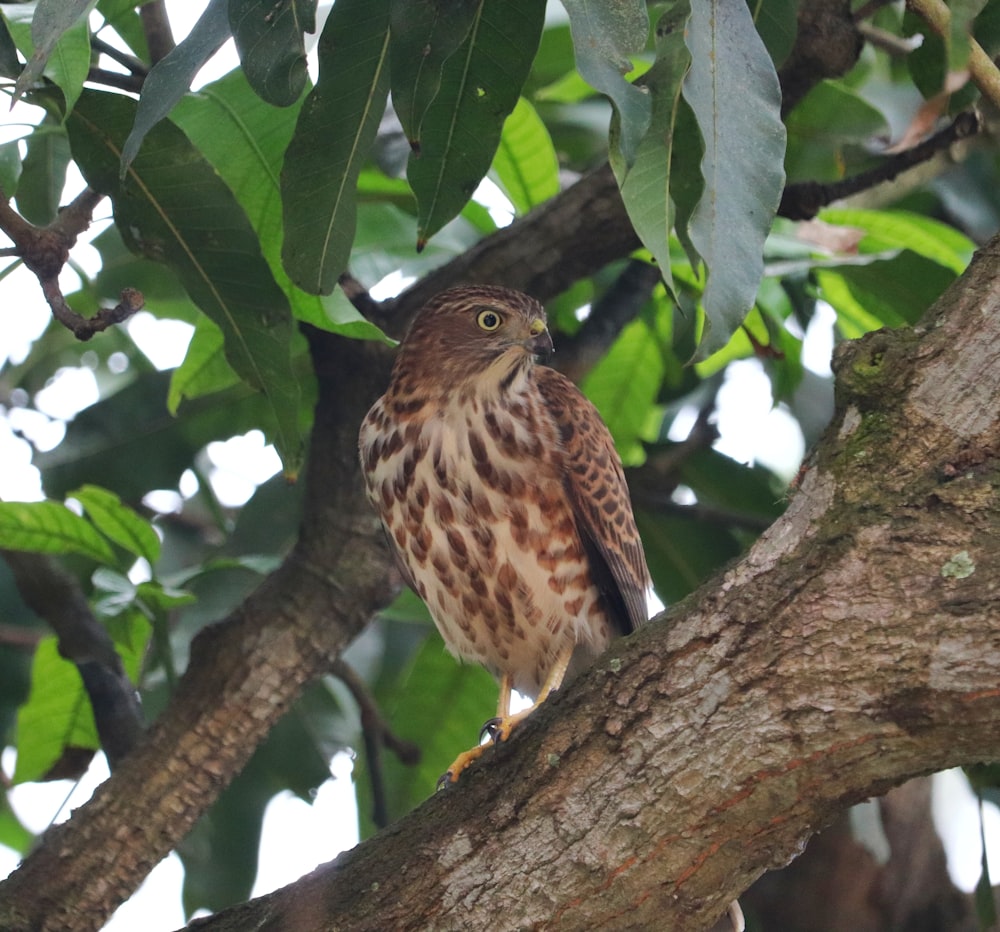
[439,646,573,786]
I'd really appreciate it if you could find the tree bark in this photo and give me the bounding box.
[168,235,998,929]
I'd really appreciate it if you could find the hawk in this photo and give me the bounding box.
[359,285,651,781]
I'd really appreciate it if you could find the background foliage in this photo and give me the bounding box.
[1,0,999,925]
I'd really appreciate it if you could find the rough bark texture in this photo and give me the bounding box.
[169,235,998,930]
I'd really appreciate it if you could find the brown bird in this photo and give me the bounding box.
[359,285,650,782]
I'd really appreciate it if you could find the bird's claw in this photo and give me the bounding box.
[479,716,503,743]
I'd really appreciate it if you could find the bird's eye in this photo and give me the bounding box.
[476,309,503,331]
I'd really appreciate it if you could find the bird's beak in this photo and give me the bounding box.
[525,318,553,360]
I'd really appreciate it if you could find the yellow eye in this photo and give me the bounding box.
[476,309,503,331]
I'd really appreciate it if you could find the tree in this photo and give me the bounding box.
[0,0,999,929]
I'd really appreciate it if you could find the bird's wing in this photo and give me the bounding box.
[535,366,650,634]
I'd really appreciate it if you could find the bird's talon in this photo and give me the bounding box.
[436,771,455,791]
[480,716,503,743]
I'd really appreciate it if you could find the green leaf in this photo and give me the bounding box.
[388,0,479,145]
[68,484,161,565]
[818,208,975,274]
[408,0,545,246]
[95,0,149,60]
[168,315,240,412]
[613,1,692,293]
[581,316,664,465]
[120,0,232,173]
[491,96,559,214]
[354,632,496,837]
[16,120,71,225]
[0,794,33,855]
[12,0,93,108]
[66,90,304,473]
[280,0,391,294]
[0,500,116,564]
[0,141,21,197]
[561,0,651,165]
[682,0,786,356]
[13,637,100,784]
[172,70,388,340]
[751,0,800,68]
[229,0,315,107]
[0,13,22,80]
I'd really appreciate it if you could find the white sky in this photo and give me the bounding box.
[0,2,995,926]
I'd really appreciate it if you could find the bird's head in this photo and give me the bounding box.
[392,286,553,395]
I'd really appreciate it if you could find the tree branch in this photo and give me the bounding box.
[174,232,1000,931]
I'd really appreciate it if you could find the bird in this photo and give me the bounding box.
[358,285,651,783]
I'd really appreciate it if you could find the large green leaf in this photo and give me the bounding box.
[230,0,315,107]
[388,0,479,145]
[167,316,240,412]
[408,0,545,246]
[11,0,92,109]
[172,69,387,340]
[354,632,496,837]
[68,484,161,565]
[66,90,304,472]
[13,637,99,784]
[281,0,391,295]
[491,96,559,214]
[682,0,786,356]
[561,0,650,165]
[612,0,692,293]
[120,0,232,172]
[0,500,116,565]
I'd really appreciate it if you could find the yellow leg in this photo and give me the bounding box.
[440,647,574,786]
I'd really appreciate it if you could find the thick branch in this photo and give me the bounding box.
[180,236,1000,931]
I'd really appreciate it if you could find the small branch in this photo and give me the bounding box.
[0,623,43,650]
[332,658,421,830]
[42,280,145,341]
[778,110,981,220]
[908,0,1000,111]
[337,271,381,321]
[86,67,144,94]
[91,37,148,77]
[140,0,175,64]
[1,550,144,768]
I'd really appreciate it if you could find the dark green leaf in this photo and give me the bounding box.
[750,0,799,67]
[0,13,21,79]
[173,70,388,340]
[120,0,232,172]
[12,0,92,107]
[229,0,315,107]
[281,0,391,294]
[0,141,22,197]
[562,0,650,164]
[67,90,304,472]
[68,484,161,564]
[13,637,99,784]
[388,0,479,145]
[408,0,545,245]
[0,500,116,564]
[682,0,786,356]
[613,0,691,293]
[16,121,71,225]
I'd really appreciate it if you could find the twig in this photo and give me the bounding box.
[91,36,149,77]
[778,110,981,220]
[332,658,420,829]
[87,67,144,94]
[1,550,144,768]
[42,280,145,341]
[908,0,1000,112]
[338,271,381,321]
[140,0,176,64]
[0,622,43,650]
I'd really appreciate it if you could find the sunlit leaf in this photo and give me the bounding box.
[561,0,650,164]
[408,0,545,246]
[11,0,92,108]
[682,0,786,356]
[0,500,116,564]
[13,637,99,784]
[68,484,161,565]
[491,97,559,213]
[389,0,479,145]
[167,315,240,412]
[120,0,232,172]
[230,0,316,107]
[67,90,304,472]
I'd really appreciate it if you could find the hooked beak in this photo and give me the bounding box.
[525,318,554,360]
